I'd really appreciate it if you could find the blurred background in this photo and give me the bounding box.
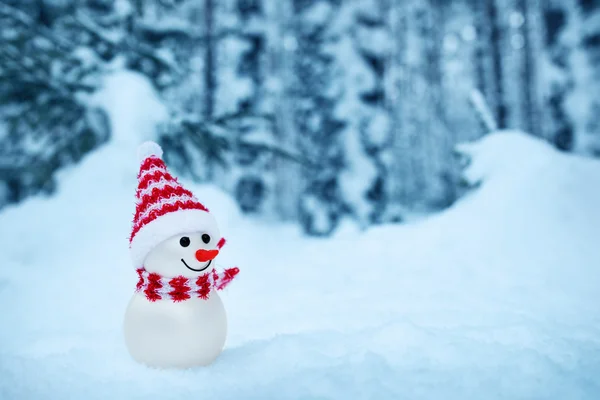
[1,0,598,236]
[2,1,600,398]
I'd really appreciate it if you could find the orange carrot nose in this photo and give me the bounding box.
[195,249,219,262]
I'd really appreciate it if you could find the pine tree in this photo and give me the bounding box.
[518,0,552,139]
[439,0,482,141]
[559,0,600,155]
[471,0,554,140]
[292,0,347,236]
[156,0,228,182]
[421,0,458,209]
[543,1,575,150]
[471,0,508,130]
[265,0,304,222]
[220,0,278,215]
[4,0,596,233]
[0,0,187,209]
[150,0,301,217]
[334,0,392,227]
[0,1,110,207]
[61,0,181,90]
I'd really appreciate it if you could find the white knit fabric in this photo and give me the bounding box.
[137,178,180,198]
[135,193,198,224]
[137,141,163,163]
[130,208,217,268]
[138,165,167,181]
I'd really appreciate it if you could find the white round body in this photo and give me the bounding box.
[123,290,227,368]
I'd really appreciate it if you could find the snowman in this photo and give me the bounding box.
[123,142,239,368]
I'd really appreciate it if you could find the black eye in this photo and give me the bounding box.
[179,237,190,247]
[201,234,211,244]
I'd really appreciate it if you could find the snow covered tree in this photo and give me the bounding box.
[151,0,226,181]
[0,1,110,207]
[264,0,304,222]
[58,0,181,90]
[471,0,508,130]
[3,0,599,233]
[149,0,295,218]
[385,0,458,214]
[0,0,185,209]
[420,0,458,209]
[125,0,235,185]
[332,0,392,227]
[216,0,279,215]
[558,0,600,155]
[543,1,575,151]
[493,0,550,138]
[292,0,348,236]
[471,0,556,141]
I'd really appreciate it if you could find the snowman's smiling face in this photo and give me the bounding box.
[144,227,221,278]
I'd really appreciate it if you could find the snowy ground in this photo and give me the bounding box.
[1,72,599,399]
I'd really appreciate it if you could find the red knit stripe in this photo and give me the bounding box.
[136,268,144,291]
[132,199,208,235]
[129,200,209,242]
[215,267,240,290]
[137,179,190,201]
[195,274,211,300]
[135,267,239,301]
[134,185,195,220]
[137,157,166,178]
[137,170,177,193]
[134,185,195,222]
[224,267,239,280]
[168,276,191,302]
[145,273,163,302]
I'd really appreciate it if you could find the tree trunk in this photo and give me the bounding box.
[267,0,302,221]
[386,0,415,212]
[427,0,458,207]
[472,0,499,132]
[517,0,536,134]
[524,0,554,141]
[203,0,216,121]
[488,0,507,129]
[203,0,216,180]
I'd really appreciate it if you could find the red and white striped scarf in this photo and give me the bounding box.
[135,267,240,302]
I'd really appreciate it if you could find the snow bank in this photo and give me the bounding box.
[1,70,599,400]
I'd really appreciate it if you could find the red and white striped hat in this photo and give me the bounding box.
[129,141,214,268]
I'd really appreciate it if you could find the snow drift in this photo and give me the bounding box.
[0,71,599,399]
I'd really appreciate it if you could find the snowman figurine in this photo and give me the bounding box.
[123,142,239,368]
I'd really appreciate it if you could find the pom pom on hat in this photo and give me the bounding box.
[130,140,214,268]
[137,141,163,163]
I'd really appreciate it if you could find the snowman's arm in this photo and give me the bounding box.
[211,267,240,290]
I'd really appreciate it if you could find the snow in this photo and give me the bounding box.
[354,24,393,58]
[282,35,298,52]
[1,72,600,399]
[581,8,600,38]
[338,126,378,226]
[302,1,333,28]
[215,37,254,116]
[460,25,476,42]
[330,8,383,225]
[137,15,199,37]
[137,141,163,163]
[86,70,168,150]
[361,109,391,149]
[113,0,133,18]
